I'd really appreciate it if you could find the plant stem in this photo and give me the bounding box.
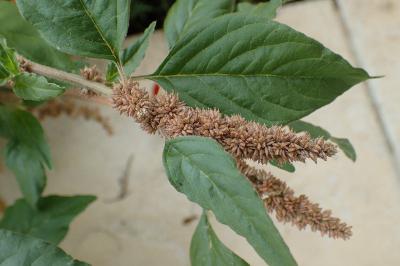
[116,61,127,85]
[129,75,149,81]
[23,58,113,96]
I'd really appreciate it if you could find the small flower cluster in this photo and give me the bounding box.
[80,66,103,97]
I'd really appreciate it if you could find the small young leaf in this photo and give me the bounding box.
[107,21,156,81]
[0,229,90,265]
[191,212,249,266]
[0,106,52,207]
[331,137,357,162]
[0,38,19,76]
[16,0,131,61]
[0,195,96,245]
[270,160,296,173]
[122,21,156,76]
[164,0,235,49]
[237,0,282,19]
[13,73,65,101]
[289,120,357,161]
[289,120,330,139]
[0,2,80,71]
[163,136,296,266]
[151,14,370,126]
[0,64,10,84]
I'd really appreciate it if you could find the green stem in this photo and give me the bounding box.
[22,57,113,96]
[129,75,150,81]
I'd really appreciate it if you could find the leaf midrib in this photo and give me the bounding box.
[148,72,342,81]
[78,0,119,62]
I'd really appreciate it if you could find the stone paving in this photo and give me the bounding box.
[0,0,399,265]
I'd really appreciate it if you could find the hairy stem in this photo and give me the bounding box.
[22,58,113,96]
[116,61,127,85]
[128,75,149,81]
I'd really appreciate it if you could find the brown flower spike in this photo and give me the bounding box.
[237,160,352,240]
[112,80,337,165]
[112,80,350,239]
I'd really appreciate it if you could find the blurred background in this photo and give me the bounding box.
[0,0,399,265]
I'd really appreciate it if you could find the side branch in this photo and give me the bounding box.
[19,57,113,96]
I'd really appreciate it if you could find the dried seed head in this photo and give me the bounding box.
[112,80,337,164]
[237,160,352,240]
[80,65,103,83]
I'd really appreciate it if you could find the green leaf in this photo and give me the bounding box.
[0,229,90,265]
[270,160,296,173]
[107,21,156,81]
[191,212,249,266]
[0,64,10,84]
[151,14,370,126]
[13,73,65,101]
[331,137,357,162]
[237,0,282,19]
[0,38,19,76]
[0,1,80,71]
[0,106,52,206]
[122,21,156,76]
[0,107,51,167]
[16,0,131,61]
[163,136,296,266]
[164,0,235,49]
[4,141,47,208]
[289,120,357,161]
[0,195,96,245]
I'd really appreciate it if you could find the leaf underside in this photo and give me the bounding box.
[163,136,297,266]
[190,212,249,266]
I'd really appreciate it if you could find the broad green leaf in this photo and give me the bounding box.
[13,73,65,101]
[164,0,235,49]
[0,229,90,266]
[237,0,282,19]
[191,212,249,266]
[289,120,356,161]
[0,106,51,206]
[0,107,51,167]
[107,21,156,81]
[0,195,96,244]
[163,136,296,266]
[0,38,19,75]
[270,160,296,173]
[151,14,370,125]
[0,1,79,71]
[5,141,47,208]
[16,0,131,61]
